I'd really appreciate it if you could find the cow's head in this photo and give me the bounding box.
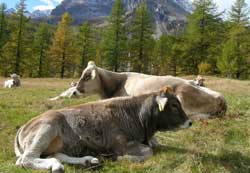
[153,86,192,131]
[194,75,205,86]
[10,73,20,79]
[76,61,102,96]
[70,81,78,87]
[176,84,227,119]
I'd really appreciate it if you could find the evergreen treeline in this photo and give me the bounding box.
[0,0,250,79]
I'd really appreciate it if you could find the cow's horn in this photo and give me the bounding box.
[161,86,173,94]
[88,61,96,67]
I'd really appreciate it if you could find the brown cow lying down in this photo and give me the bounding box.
[75,61,227,120]
[15,87,191,173]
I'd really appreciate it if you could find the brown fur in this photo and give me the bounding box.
[160,86,173,94]
[43,136,63,156]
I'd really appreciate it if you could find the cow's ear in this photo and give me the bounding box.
[156,96,168,112]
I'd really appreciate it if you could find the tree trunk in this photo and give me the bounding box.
[38,45,44,77]
[15,13,23,74]
[80,48,86,76]
[61,52,65,78]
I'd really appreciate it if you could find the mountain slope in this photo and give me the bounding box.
[5,8,51,19]
[50,0,192,36]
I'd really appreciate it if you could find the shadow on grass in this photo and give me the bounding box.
[154,145,250,173]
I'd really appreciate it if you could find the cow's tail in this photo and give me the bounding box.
[14,126,23,158]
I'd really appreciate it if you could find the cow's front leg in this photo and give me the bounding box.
[52,153,99,167]
[117,141,153,162]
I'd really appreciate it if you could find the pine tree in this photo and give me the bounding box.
[130,2,154,73]
[0,3,7,73]
[218,0,250,78]
[102,0,127,71]
[217,38,238,78]
[77,21,95,73]
[49,13,76,78]
[168,37,184,76]
[153,34,184,76]
[153,34,169,75]
[229,0,249,24]
[33,23,51,77]
[183,0,223,74]
[2,0,29,75]
[0,3,7,49]
[15,0,26,74]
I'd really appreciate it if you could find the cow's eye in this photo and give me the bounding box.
[172,104,179,109]
[83,74,91,81]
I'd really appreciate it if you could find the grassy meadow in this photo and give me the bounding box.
[0,76,250,173]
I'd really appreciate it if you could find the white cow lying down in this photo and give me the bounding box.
[3,74,21,88]
[49,82,81,101]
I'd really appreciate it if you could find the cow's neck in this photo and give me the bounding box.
[113,96,158,143]
[97,68,127,98]
[140,106,158,144]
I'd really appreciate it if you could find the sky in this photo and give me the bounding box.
[0,0,63,11]
[0,0,250,12]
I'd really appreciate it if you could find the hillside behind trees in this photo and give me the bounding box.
[0,0,250,79]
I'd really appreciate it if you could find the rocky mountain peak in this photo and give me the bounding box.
[49,0,193,36]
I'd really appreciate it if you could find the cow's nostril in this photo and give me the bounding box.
[189,121,192,127]
[76,86,84,94]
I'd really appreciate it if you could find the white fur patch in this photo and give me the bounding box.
[198,86,221,98]
[4,79,14,88]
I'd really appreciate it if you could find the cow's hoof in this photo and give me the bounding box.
[52,168,64,173]
[82,156,100,166]
[91,158,99,165]
[52,164,64,173]
[52,169,64,173]
[83,157,102,170]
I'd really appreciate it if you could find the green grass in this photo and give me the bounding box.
[0,77,250,173]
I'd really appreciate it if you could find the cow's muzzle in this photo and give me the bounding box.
[179,119,192,129]
[213,96,227,116]
[73,88,84,97]
[76,85,85,94]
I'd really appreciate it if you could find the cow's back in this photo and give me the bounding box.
[119,73,226,118]
[122,74,186,96]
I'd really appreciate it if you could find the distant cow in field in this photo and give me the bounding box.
[49,82,80,101]
[75,61,227,120]
[3,74,21,88]
[15,87,191,173]
[193,75,205,87]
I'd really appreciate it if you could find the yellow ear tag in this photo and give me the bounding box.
[159,104,164,112]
